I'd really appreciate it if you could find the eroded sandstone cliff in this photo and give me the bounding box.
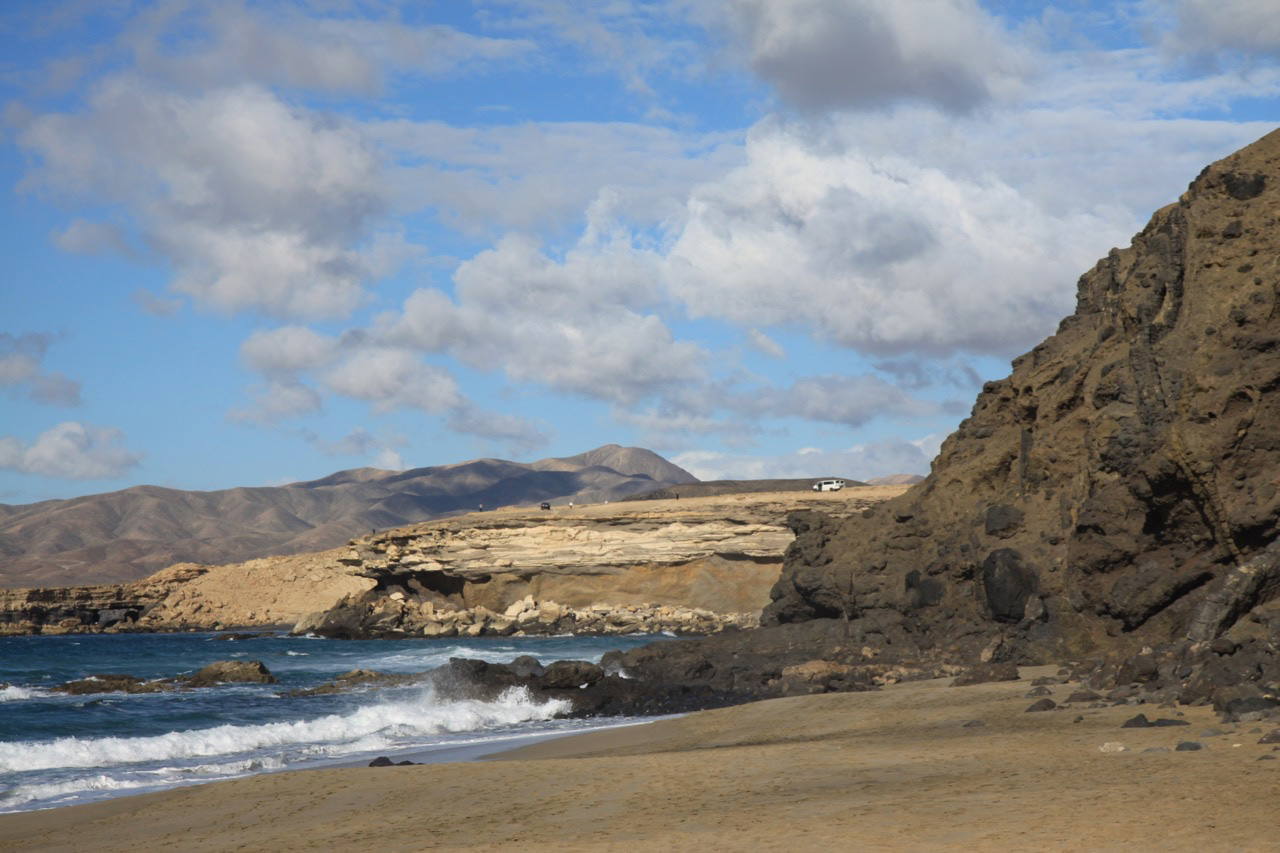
[2,487,908,635]
[297,488,905,638]
[765,130,1280,668]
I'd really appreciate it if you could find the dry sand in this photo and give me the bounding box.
[3,666,1277,852]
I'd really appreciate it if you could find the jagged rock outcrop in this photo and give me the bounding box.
[766,129,1280,673]
[294,594,758,639]
[0,564,209,635]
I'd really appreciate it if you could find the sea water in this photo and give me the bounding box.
[0,632,664,814]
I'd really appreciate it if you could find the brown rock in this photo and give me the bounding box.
[184,660,276,687]
[764,130,1280,673]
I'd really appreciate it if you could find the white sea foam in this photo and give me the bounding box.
[0,687,569,773]
[0,685,47,702]
[0,774,160,810]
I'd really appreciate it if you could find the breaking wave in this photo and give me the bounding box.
[0,686,569,773]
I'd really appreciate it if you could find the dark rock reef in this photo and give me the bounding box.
[762,130,1280,694]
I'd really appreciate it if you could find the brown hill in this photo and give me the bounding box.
[766,129,1280,671]
[0,445,696,588]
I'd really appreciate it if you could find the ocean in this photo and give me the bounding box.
[0,631,664,814]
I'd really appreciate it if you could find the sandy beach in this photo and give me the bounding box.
[3,665,1277,852]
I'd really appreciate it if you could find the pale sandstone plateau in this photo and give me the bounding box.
[0,486,908,639]
[6,132,1280,849]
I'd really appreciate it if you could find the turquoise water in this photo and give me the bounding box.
[0,632,662,813]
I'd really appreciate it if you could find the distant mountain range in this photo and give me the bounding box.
[0,445,696,588]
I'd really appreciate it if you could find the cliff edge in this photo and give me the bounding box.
[766,129,1280,666]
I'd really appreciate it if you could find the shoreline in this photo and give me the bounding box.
[3,665,1277,851]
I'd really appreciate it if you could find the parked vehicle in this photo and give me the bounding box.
[540,502,552,510]
[812,479,846,492]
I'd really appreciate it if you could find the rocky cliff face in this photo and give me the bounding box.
[298,489,905,638]
[766,130,1280,666]
[2,487,907,636]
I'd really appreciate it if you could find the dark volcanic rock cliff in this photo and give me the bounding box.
[765,130,1280,664]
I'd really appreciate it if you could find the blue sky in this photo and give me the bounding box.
[1,0,1278,505]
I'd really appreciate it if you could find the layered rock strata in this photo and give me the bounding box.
[295,489,901,638]
[3,488,905,636]
[757,130,1280,704]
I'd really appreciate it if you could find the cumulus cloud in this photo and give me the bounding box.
[0,332,81,406]
[388,231,708,405]
[240,326,340,376]
[660,117,1121,356]
[322,348,463,414]
[0,422,142,480]
[446,406,549,452]
[21,80,385,319]
[227,380,323,425]
[721,0,1025,113]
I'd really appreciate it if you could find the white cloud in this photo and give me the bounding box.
[123,2,533,94]
[0,332,81,406]
[369,119,743,236]
[240,326,340,376]
[722,0,1027,112]
[21,81,386,320]
[754,375,939,426]
[446,405,549,452]
[664,117,1120,357]
[388,230,708,405]
[0,422,142,480]
[322,348,462,414]
[228,380,323,425]
[1152,0,1280,62]
[673,437,937,482]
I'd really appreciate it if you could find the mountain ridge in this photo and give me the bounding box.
[0,444,697,588]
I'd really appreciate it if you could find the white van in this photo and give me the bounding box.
[812,479,846,492]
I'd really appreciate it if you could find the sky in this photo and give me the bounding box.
[1,0,1278,505]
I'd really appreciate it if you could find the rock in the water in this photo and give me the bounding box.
[184,660,275,687]
[52,674,170,695]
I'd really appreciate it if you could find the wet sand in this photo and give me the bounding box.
[3,666,1277,851]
